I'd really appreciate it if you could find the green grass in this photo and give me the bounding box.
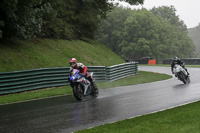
[76,100,200,133]
[97,71,171,89]
[0,71,172,105]
[0,86,72,105]
[187,65,200,68]
[0,38,125,72]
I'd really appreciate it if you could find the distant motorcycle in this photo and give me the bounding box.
[69,69,99,101]
[173,64,190,84]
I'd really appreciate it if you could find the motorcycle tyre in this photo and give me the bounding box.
[90,82,99,99]
[186,76,191,83]
[73,83,84,101]
[180,72,187,84]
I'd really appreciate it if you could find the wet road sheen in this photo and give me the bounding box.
[1,66,200,133]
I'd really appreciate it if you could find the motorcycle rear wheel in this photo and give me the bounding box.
[90,82,99,99]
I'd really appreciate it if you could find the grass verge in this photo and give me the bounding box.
[76,100,200,133]
[0,71,172,105]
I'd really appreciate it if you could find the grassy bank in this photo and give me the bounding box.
[0,71,172,105]
[0,38,125,72]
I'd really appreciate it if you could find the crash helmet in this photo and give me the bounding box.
[173,57,179,63]
[69,58,77,67]
[173,57,179,60]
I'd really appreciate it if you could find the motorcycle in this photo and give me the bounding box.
[69,69,99,101]
[173,64,190,84]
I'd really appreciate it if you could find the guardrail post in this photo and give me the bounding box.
[105,66,110,81]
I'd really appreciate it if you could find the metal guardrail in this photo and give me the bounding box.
[0,62,138,95]
[106,62,138,81]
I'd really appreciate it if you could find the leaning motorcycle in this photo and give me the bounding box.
[173,64,190,84]
[69,69,99,101]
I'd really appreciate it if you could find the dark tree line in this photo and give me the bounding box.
[95,6,195,61]
[0,0,143,40]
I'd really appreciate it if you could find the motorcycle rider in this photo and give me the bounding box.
[171,57,189,76]
[69,58,98,91]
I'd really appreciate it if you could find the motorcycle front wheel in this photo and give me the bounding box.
[186,76,191,83]
[73,83,84,101]
[179,72,187,84]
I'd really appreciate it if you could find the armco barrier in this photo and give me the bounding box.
[106,62,138,81]
[0,67,70,95]
[0,62,138,95]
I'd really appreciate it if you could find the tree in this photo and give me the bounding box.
[120,9,161,60]
[96,6,195,61]
[0,0,56,39]
[96,7,133,54]
[151,6,195,58]
[151,6,187,31]
[0,0,144,40]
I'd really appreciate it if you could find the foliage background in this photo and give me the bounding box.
[0,0,145,40]
[0,0,198,64]
[0,0,114,40]
[95,6,195,61]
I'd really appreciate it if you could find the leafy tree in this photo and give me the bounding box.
[96,7,195,61]
[41,0,76,39]
[151,6,195,58]
[96,7,133,54]
[120,9,162,60]
[151,6,187,31]
[0,0,55,39]
[0,0,144,40]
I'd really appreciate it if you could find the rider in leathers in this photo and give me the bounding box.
[69,58,98,91]
[171,57,189,76]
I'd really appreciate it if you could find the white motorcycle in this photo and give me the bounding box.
[173,64,190,84]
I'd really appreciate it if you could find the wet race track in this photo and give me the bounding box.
[1,66,200,133]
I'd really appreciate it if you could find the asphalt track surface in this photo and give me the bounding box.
[0,66,200,133]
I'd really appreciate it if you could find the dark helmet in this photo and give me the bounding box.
[173,57,180,63]
[173,57,179,61]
